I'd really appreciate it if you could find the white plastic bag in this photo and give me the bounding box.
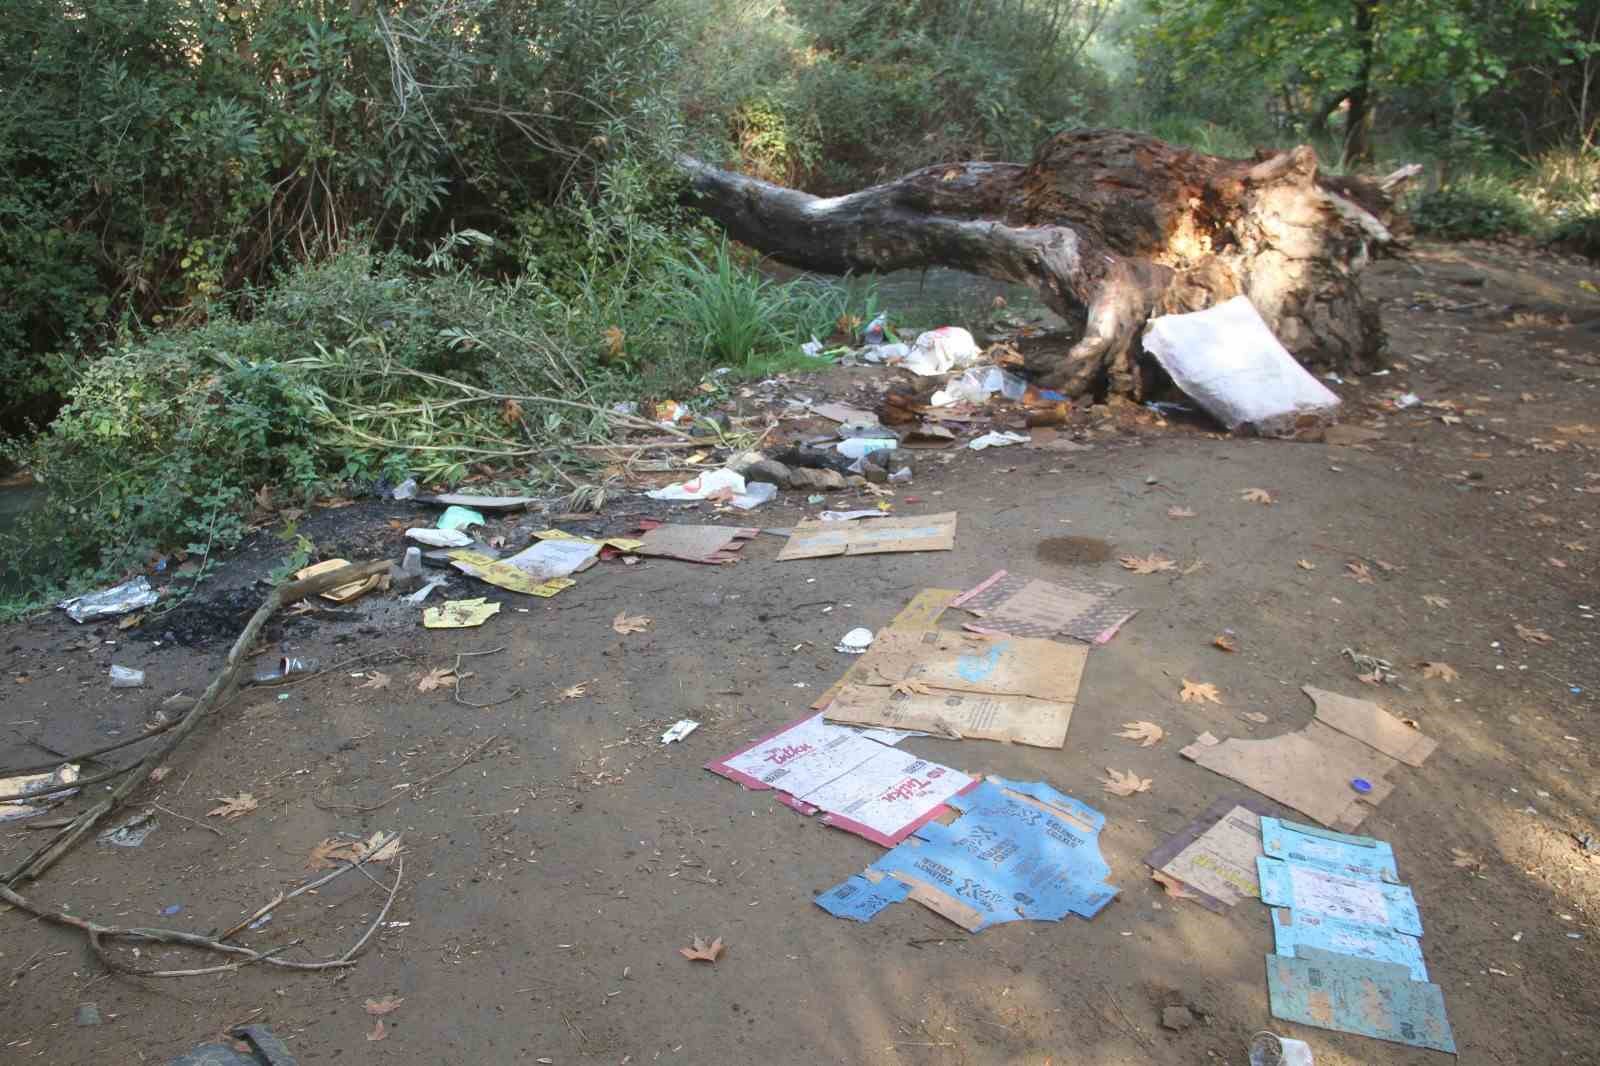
[1141,296,1340,434]
[646,468,746,501]
[930,366,1027,406]
[903,327,982,376]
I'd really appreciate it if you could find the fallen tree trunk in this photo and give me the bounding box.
[681,129,1410,399]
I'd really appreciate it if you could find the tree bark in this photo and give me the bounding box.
[681,128,1401,400]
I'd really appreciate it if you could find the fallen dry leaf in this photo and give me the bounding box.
[1212,634,1238,653]
[561,683,588,700]
[117,613,143,631]
[320,496,357,509]
[1422,594,1451,609]
[1296,559,1316,571]
[1451,847,1483,873]
[416,667,458,693]
[365,996,405,1016]
[1179,679,1222,705]
[1115,721,1165,747]
[1515,623,1553,645]
[891,679,934,697]
[1241,712,1270,724]
[149,766,172,783]
[1100,768,1152,797]
[611,611,651,635]
[1119,553,1177,575]
[207,793,258,820]
[1565,541,1588,552]
[1420,661,1460,682]
[367,1020,387,1042]
[360,671,391,690]
[305,837,365,871]
[1400,717,1424,730]
[1345,561,1375,584]
[1167,506,1196,519]
[679,935,725,963]
[363,832,403,863]
[1240,488,1274,504]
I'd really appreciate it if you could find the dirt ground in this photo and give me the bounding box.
[3,240,1599,1065]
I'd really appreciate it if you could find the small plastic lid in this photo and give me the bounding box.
[1350,777,1374,794]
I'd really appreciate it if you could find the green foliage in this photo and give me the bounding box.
[1410,179,1537,239]
[1549,210,1600,260]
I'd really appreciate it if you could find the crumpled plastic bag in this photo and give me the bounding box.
[59,577,159,623]
[902,327,982,376]
[931,366,1028,407]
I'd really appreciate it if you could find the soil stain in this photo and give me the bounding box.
[1035,535,1112,566]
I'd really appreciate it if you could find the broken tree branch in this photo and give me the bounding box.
[2,559,392,887]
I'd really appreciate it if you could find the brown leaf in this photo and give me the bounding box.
[365,996,405,1016]
[416,667,458,693]
[359,671,391,690]
[561,683,588,700]
[320,496,357,509]
[1167,506,1196,519]
[679,935,724,963]
[1451,847,1483,873]
[1422,594,1451,609]
[1296,559,1316,571]
[1345,561,1375,584]
[117,612,143,631]
[1420,661,1459,682]
[611,611,651,635]
[1119,553,1177,575]
[1212,634,1238,653]
[367,1020,387,1042]
[891,679,934,697]
[501,399,524,426]
[1179,679,1222,705]
[207,793,258,820]
[305,837,365,871]
[602,325,626,359]
[1515,623,1553,645]
[1099,768,1152,797]
[1565,541,1589,553]
[1115,721,1165,747]
[362,832,403,863]
[1240,488,1274,504]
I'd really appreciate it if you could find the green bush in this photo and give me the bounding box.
[1410,180,1537,239]
[1549,211,1600,261]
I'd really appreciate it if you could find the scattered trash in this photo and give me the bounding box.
[423,597,502,629]
[859,341,912,364]
[835,437,898,460]
[294,558,383,603]
[161,904,182,916]
[646,468,747,502]
[634,522,759,565]
[731,481,778,510]
[800,337,825,357]
[405,576,448,605]
[1302,686,1438,767]
[99,810,158,848]
[1144,799,1271,911]
[707,712,973,846]
[816,778,1117,930]
[822,628,1085,748]
[0,764,81,822]
[59,576,160,623]
[1249,1032,1315,1066]
[75,1003,102,1027]
[1340,647,1397,684]
[951,570,1135,645]
[902,326,982,377]
[861,312,890,345]
[661,719,700,744]
[447,538,598,595]
[1350,777,1373,794]
[1259,860,1420,935]
[809,402,879,425]
[436,505,487,532]
[612,610,651,635]
[679,935,725,963]
[250,657,318,685]
[834,627,874,654]
[391,477,418,500]
[407,526,475,548]
[777,512,957,561]
[1267,952,1452,1052]
[418,493,535,511]
[931,366,1026,407]
[1394,392,1422,409]
[1141,296,1341,434]
[165,1025,299,1066]
[967,430,1031,450]
[109,664,146,688]
[819,509,886,522]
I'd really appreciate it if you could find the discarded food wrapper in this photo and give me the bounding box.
[968,430,1031,450]
[816,778,1118,930]
[0,764,81,822]
[448,539,598,595]
[423,597,502,629]
[859,341,911,364]
[100,810,158,848]
[834,627,874,654]
[778,512,957,561]
[902,326,982,376]
[661,719,700,744]
[647,468,747,502]
[707,712,973,846]
[250,657,318,685]
[59,577,160,623]
[931,366,1027,407]
[1141,296,1341,434]
[391,477,418,501]
[1394,392,1421,409]
[437,505,487,531]
[1249,1032,1315,1066]
[109,664,146,688]
[406,527,474,548]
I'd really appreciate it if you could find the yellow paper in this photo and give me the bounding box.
[532,529,644,552]
[294,558,382,603]
[422,597,502,629]
[447,551,577,597]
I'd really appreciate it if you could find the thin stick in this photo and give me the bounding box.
[2,714,185,777]
[148,803,225,837]
[452,647,520,708]
[313,735,501,813]
[218,836,397,942]
[2,559,392,887]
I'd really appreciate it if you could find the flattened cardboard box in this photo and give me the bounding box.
[778,512,957,561]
